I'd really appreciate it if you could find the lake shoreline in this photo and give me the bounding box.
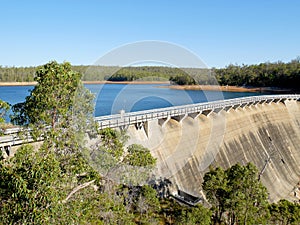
[0,81,294,93]
[0,81,170,86]
[0,82,37,86]
[157,85,294,93]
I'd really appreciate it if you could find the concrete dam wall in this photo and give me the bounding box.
[126,100,300,202]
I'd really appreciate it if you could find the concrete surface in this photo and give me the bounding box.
[126,100,300,202]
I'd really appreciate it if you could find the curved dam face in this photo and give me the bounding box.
[126,100,300,202]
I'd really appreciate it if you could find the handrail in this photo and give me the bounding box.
[94,94,300,128]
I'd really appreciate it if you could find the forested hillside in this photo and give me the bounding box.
[215,58,300,88]
[1,58,300,89]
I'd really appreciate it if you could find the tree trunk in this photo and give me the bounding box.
[52,108,57,129]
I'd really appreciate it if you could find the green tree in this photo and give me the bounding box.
[11,61,84,128]
[11,61,95,163]
[202,166,228,224]
[136,185,161,223]
[0,142,133,224]
[176,204,212,225]
[87,130,157,186]
[124,144,157,167]
[0,99,9,124]
[98,128,125,160]
[2,61,104,224]
[214,58,300,89]
[0,144,63,224]
[226,163,269,225]
[269,199,300,225]
[203,163,269,225]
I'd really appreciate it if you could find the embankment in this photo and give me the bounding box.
[126,100,300,202]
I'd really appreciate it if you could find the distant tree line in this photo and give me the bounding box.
[0,66,36,82]
[215,58,300,88]
[1,58,300,89]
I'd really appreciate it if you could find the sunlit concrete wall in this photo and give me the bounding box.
[126,100,300,202]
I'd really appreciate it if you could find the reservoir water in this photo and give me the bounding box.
[0,84,262,121]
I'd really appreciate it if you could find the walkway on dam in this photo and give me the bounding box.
[95,94,300,129]
[1,94,300,154]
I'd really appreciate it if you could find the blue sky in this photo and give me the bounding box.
[0,0,299,68]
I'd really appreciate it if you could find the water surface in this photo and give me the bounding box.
[0,84,262,121]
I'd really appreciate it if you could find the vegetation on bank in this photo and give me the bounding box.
[1,58,300,89]
[0,99,10,134]
[0,100,9,124]
[0,61,300,224]
[215,58,300,88]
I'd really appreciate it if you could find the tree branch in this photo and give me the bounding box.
[62,179,95,203]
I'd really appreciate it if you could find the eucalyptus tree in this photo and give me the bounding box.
[2,62,102,224]
[203,163,269,225]
[11,61,91,128]
[11,61,96,153]
[202,166,228,224]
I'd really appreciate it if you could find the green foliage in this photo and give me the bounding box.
[0,144,63,224]
[106,66,215,85]
[88,129,157,186]
[135,185,161,223]
[124,144,157,167]
[176,204,212,225]
[98,128,125,160]
[0,99,10,124]
[107,66,179,82]
[1,61,104,224]
[87,128,127,180]
[226,163,270,225]
[215,58,300,88]
[1,61,161,224]
[10,61,96,163]
[0,64,215,85]
[269,199,300,225]
[170,73,196,85]
[202,166,228,224]
[140,185,161,210]
[203,163,269,225]
[0,65,36,82]
[11,61,82,128]
[0,143,131,224]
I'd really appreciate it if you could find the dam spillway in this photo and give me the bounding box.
[124,96,300,202]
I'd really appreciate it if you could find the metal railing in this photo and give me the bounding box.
[94,94,300,129]
[0,129,33,148]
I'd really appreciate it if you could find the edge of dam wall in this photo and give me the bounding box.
[126,100,300,202]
